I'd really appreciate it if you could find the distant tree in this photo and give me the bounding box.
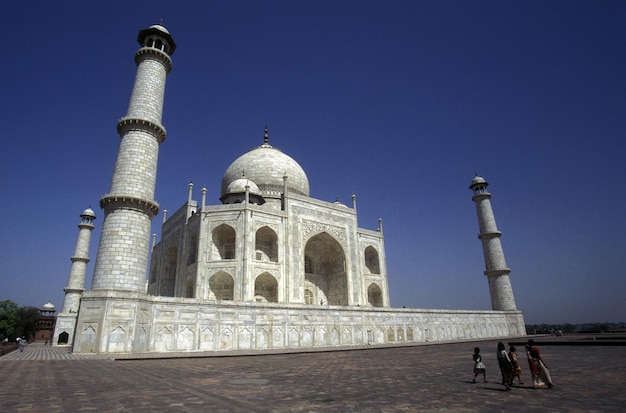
[0,300,40,341]
[580,323,602,333]
[527,321,626,335]
[15,306,40,340]
[562,323,577,334]
[0,300,19,340]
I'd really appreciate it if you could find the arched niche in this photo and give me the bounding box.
[254,272,278,303]
[187,233,198,265]
[255,226,278,262]
[58,331,69,345]
[304,232,347,306]
[212,224,236,260]
[161,245,177,297]
[367,283,383,307]
[208,271,234,300]
[364,246,380,274]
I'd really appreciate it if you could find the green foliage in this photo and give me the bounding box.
[15,306,41,340]
[0,300,41,341]
[0,300,19,340]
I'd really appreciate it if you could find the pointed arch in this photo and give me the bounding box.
[364,246,380,274]
[367,283,383,307]
[208,271,234,300]
[254,272,278,303]
[220,326,234,349]
[186,233,198,265]
[256,328,269,349]
[304,232,348,306]
[200,327,215,350]
[212,224,236,260]
[79,326,96,353]
[161,245,177,296]
[155,327,173,352]
[58,331,69,345]
[177,327,194,350]
[397,327,405,341]
[108,326,127,352]
[255,226,278,262]
[136,327,147,352]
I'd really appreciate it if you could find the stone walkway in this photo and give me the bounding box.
[1,338,625,412]
[0,342,107,360]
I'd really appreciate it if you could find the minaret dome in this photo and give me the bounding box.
[137,24,177,55]
[469,175,488,194]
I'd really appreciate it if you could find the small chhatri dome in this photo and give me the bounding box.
[81,207,96,218]
[470,174,488,188]
[220,174,266,205]
[149,23,170,35]
[221,129,310,199]
[225,177,261,195]
[41,302,56,311]
[137,22,177,55]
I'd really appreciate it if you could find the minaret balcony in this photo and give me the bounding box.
[135,47,173,72]
[484,269,511,277]
[117,117,167,143]
[100,194,160,216]
[63,288,86,294]
[78,222,95,230]
[478,231,502,240]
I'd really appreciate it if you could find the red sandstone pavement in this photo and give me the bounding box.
[1,338,625,412]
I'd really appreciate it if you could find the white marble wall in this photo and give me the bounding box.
[71,292,525,354]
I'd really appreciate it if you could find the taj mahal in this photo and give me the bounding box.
[53,23,525,354]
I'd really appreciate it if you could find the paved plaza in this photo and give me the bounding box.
[1,338,625,412]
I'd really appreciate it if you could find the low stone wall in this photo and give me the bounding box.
[0,343,20,356]
[69,293,525,354]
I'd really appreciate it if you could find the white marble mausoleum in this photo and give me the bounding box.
[53,23,525,355]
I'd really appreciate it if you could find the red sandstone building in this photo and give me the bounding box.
[35,302,57,342]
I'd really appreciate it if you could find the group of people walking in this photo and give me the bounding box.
[472,339,553,390]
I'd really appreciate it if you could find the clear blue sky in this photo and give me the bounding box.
[1,1,625,325]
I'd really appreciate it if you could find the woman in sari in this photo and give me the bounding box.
[526,339,553,389]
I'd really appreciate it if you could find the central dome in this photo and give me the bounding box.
[221,132,310,200]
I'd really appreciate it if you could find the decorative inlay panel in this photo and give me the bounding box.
[302,219,346,247]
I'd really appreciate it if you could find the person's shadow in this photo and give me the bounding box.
[463,380,535,392]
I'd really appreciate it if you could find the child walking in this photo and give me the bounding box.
[472,347,487,383]
[508,346,524,384]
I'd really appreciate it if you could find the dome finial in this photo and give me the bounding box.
[159,18,163,25]
[264,126,269,145]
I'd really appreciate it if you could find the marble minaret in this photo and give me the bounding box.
[470,175,517,311]
[53,207,96,345]
[90,24,176,292]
